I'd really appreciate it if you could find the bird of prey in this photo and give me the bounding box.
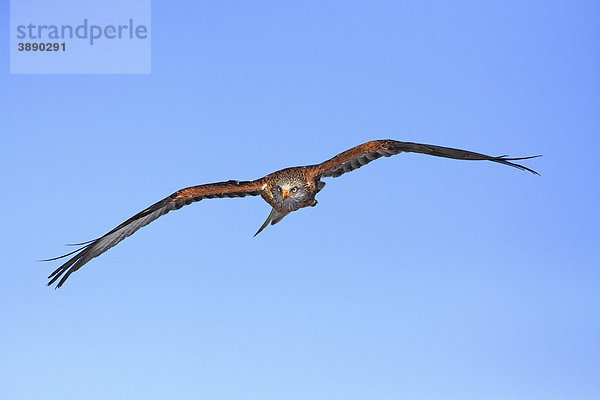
[45,139,539,288]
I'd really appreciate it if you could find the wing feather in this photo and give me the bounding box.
[47,179,264,288]
[313,139,540,178]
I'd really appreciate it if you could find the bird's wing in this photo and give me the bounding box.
[312,139,540,178]
[46,179,265,288]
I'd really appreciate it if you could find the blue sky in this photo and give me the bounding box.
[2,1,599,399]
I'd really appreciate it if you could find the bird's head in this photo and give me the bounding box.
[273,177,310,211]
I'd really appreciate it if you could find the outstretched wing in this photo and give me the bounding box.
[46,179,265,288]
[312,139,539,178]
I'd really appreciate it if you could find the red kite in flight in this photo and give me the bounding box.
[46,140,539,288]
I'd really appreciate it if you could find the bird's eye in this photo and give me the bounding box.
[277,187,282,192]
[291,187,298,193]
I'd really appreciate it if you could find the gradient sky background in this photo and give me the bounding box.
[2,1,599,399]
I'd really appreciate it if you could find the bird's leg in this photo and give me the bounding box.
[310,181,324,206]
[316,181,326,193]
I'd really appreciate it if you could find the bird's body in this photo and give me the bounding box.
[46,139,539,288]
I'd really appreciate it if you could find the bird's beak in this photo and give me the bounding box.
[281,189,290,199]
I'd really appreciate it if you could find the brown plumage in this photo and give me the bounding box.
[45,139,539,288]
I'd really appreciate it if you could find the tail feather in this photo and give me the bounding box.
[254,208,289,237]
